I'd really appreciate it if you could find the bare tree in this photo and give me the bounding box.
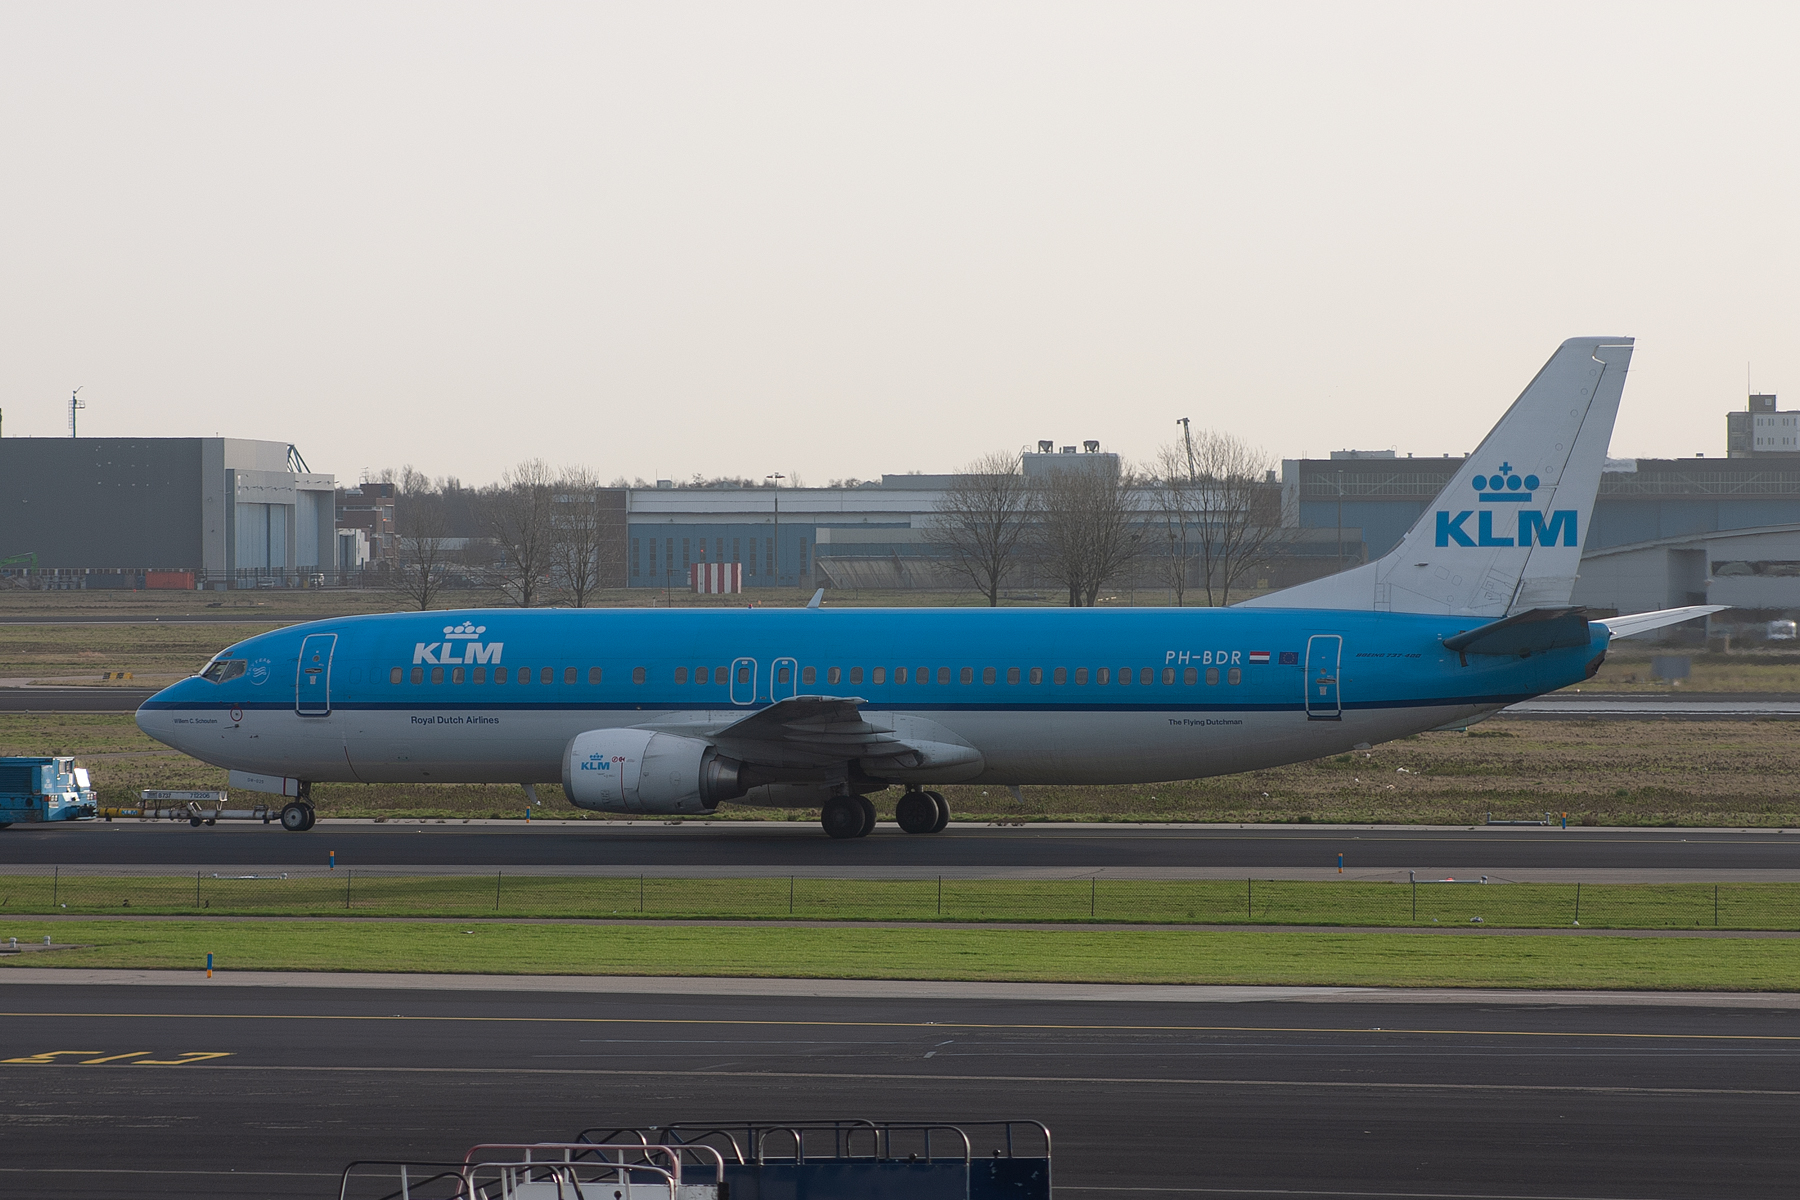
[1150,445,1203,607]
[1167,430,1290,606]
[929,451,1032,606]
[551,467,609,607]
[391,470,453,610]
[486,459,559,608]
[1031,459,1147,607]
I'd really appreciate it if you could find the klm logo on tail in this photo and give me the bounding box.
[1436,463,1577,548]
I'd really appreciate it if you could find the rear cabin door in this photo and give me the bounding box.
[1304,634,1342,721]
[771,656,798,702]
[296,634,337,716]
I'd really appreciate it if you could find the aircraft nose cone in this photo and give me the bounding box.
[136,680,189,749]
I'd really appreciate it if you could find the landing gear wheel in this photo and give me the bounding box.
[821,796,864,840]
[854,795,876,837]
[300,803,316,831]
[927,791,950,833]
[896,791,937,834]
[280,803,310,832]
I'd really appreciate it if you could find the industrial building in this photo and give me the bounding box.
[0,438,335,588]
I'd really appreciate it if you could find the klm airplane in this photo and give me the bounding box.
[138,337,1716,838]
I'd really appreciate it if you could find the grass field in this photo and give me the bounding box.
[5,874,1795,930]
[1,918,1793,990]
[7,709,1799,826]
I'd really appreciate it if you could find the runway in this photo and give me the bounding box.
[0,976,1793,1198]
[5,820,1799,880]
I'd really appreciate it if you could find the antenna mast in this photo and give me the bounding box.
[69,387,85,437]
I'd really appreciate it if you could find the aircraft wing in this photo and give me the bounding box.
[708,695,922,769]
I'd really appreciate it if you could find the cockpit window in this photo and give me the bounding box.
[202,659,247,684]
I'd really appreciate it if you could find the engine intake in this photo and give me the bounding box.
[562,729,746,814]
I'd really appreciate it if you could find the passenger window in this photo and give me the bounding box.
[1117,667,1130,686]
[777,666,792,684]
[541,667,554,685]
[473,667,486,684]
[1228,667,1242,685]
[1098,668,1111,685]
[633,667,647,685]
[495,667,509,684]
[894,667,908,684]
[518,669,531,685]
[1005,667,1019,685]
[390,667,403,684]
[563,667,576,684]
[1206,667,1220,685]
[1162,668,1175,685]
[1184,667,1197,685]
[452,667,465,684]
[675,667,689,684]
[802,666,817,685]
[715,667,727,683]
[965,667,978,684]
[873,667,886,684]
[411,667,424,684]
[1053,667,1066,685]
[849,666,863,684]
[827,666,841,684]
[1141,668,1154,685]
[589,667,603,684]
[430,667,444,685]
[737,666,751,684]
[695,666,709,685]
[1030,667,1043,685]
[937,667,950,685]
[1074,668,1087,685]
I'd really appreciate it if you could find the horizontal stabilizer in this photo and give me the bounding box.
[1598,605,1726,640]
[1442,606,1592,657]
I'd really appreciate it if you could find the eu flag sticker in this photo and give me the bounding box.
[1277,651,1299,665]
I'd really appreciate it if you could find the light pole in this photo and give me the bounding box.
[766,473,785,587]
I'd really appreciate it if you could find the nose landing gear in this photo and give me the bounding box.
[279,782,316,832]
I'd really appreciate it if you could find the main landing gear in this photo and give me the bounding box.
[820,790,950,839]
[821,795,877,840]
[896,789,950,835]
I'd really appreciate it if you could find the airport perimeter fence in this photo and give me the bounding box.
[4,868,1800,929]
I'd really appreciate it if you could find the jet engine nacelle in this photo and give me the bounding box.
[561,728,746,814]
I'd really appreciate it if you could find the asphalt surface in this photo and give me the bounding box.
[5,821,1798,877]
[0,686,156,711]
[0,980,1793,1199]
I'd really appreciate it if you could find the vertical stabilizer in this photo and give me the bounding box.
[1244,336,1634,617]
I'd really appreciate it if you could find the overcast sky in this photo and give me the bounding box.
[3,2,1796,488]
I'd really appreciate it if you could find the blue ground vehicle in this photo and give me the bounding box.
[0,757,97,827]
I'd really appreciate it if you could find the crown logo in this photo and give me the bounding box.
[443,622,487,639]
[1471,462,1537,502]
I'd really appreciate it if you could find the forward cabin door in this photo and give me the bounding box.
[1304,634,1342,721]
[296,633,337,716]
[730,657,757,706]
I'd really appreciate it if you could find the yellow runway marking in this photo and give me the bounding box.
[1,1011,1796,1042]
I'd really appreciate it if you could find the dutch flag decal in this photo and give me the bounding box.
[1248,651,1271,665]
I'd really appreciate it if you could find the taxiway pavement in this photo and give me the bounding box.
[4,820,1797,881]
[0,976,1793,1199]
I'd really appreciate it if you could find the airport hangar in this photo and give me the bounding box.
[0,437,336,589]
